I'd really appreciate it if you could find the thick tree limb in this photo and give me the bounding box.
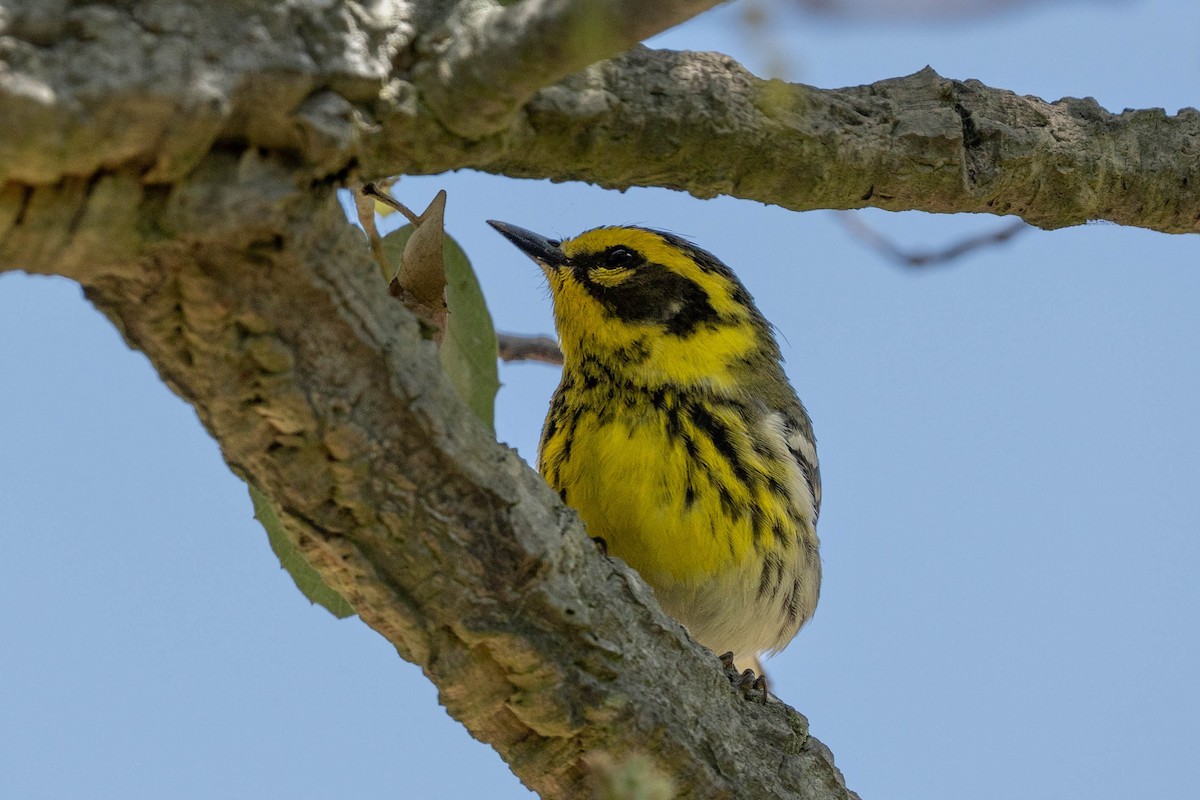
[473,51,1200,233]
[413,0,728,138]
[0,152,857,799]
[2,3,1197,232]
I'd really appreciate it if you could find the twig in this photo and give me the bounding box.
[351,183,392,283]
[361,183,423,226]
[836,212,1029,268]
[498,333,563,365]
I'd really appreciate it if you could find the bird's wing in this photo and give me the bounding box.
[782,410,821,523]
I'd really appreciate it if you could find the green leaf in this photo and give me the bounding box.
[248,484,356,619]
[439,234,499,432]
[381,225,499,431]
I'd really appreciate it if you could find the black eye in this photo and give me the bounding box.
[605,246,637,269]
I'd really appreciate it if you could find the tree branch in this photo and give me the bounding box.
[2,3,1196,232]
[836,213,1029,268]
[498,333,565,365]
[0,151,856,799]
[470,50,1200,234]
[413,0,728,138]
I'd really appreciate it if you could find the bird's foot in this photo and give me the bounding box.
[718,651,770,704]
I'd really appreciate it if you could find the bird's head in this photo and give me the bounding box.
[488,221,778,389]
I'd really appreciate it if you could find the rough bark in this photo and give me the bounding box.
[1,0,1196,797]
[4,152,857,799]
[482,53,1200,234]
[413,0,728,138]
[2,2,1197,232]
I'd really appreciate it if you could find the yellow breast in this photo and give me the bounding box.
[539,387,802,590]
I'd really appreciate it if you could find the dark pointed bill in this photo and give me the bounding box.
[487,220,568,269]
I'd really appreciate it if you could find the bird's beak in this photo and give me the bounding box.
[487,220,568,269]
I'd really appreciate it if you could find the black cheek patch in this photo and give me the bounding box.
[578,263,719,337]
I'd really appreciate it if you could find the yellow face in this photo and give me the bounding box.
[491,222,770,390]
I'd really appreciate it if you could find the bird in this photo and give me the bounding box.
[488,220,821,674]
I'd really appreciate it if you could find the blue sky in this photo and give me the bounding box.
[3,1,1198,798]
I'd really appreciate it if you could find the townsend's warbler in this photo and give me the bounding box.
[489,221,821,664]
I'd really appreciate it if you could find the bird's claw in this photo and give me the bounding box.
[718,652,770,704]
